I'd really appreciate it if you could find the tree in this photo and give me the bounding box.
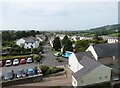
[53,37,61,51]
[62,35,73,52]
[63,39,73,52]
[62,35,69,46]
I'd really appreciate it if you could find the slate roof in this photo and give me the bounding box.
[75,51,95,61]
[93,43,120,58]
[73,56,101,81]
[22,37,37,43]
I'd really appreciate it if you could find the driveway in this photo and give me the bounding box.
[40,44,68,67]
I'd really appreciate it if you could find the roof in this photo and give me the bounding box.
[75,51,95,61]
[93,43,120,58]
[73,56,101,81]
[22,37,38,43]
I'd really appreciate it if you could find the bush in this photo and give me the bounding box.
[40,66,64,76]
[32,54,42,62]
[40,66,50,76]
[57,58,64,62]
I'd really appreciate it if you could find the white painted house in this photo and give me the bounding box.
[86,43,120,65]
[68,51,95,73]
[49,37,54,47]
[72,56,111,87]
[16,37,40,49]
[68,53,111,87]
[101,36,118,44]
[107,37,118,43]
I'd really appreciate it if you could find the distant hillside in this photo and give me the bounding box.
[88,24,120,34]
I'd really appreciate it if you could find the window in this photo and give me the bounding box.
[105,76,107,78]
[74,81,76,85]
[99,77,102,80]
[81,80,83,83]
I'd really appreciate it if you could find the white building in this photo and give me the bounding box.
[68,53,111,87]
[36,35,44,42]
[70,36,93,42]
[16,37,40,49]
[49,37,54,47]
[72,56,111,87]
[107,38,118,43]
[68,51,94,73]
[86,43,119,65]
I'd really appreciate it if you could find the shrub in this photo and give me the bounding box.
[57,59,64,62]
[40,66,50,76]
[40,66,64,76]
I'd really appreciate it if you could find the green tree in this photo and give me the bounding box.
[63,40,73,52]
[62,35,69,46]
[62,35,73,52]
[53,37,61,51]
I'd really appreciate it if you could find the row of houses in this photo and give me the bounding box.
[50,34,118,48]
[16,35,45,49]
[101,36,119,44]
[68,43,120,87]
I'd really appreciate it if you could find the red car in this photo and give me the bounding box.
[20,58,26,64]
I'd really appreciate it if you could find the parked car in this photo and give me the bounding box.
[54,52,60,57]
[4,70,14,81]
[5,60,12,67]
[39,51,44,54]
[20,58,26,64]
[26,68,35,77]
[13,59,19,66]
[16,69,26,78]
[62,51,72,58]
[112,76,120,81]
[26,57,33,63]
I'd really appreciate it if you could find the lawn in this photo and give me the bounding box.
[108,33,120,37]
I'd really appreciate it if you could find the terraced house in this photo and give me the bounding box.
[16,37,40,49]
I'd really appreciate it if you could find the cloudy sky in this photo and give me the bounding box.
[0,0,119,31]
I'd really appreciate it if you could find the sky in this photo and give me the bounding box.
[0,0,119,31]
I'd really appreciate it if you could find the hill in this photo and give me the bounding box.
[88,24,120,35]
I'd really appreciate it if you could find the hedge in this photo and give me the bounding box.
[40,66,64,76]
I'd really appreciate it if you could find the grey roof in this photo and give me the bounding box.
[75,51,95,61]
[73,56,101,81]
[22,37,36,43]
[93,43,120,58]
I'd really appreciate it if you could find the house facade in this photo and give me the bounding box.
[107,38,118,44]
[72,63,111,87]
[86,43,120,65]
[16,37,40,49]
[68,54,111,87]
[68,51,94,73]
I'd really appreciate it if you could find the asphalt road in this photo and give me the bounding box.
[1,43,68,76]
[41,44,68,67]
